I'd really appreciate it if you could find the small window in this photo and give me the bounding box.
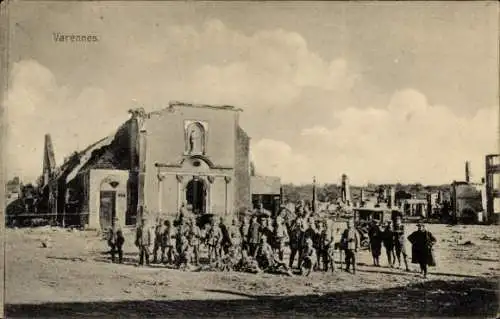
[193,160,201,167]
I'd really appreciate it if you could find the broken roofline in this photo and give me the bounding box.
[144,101,244,116]
[72,100,242,156]
[48,101,243,182]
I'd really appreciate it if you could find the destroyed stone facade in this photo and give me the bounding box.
[41,102,277,229]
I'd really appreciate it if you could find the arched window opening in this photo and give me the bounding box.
[186,122,206,155]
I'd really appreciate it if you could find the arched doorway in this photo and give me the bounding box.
[186,177,206,215]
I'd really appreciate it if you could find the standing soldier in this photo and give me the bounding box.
[368,219,382,267]
[240,215,250,252]
[300,214,309,263]
[178,203,188,223]
[297,215,309,269]
[219,217,232,257]
[229,218,241,254]
[152,217,165,264]
[341,219,359,274]
[188,217,201,266]
[207,218,222,263]
[108,217,125,264]
[312,219,323,270]
[260,215,274,250]
[320,219,335,272]
[288,215,303,269]
[176,234,191,270]
[247,215,261,257]
[135,217,152,266]
[175,217,188,263]
[382,221,395,267]
[162,219,174,265]
[393,217,410,271]
[274,215,289,261]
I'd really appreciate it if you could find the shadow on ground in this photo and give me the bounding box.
[5,277,498,318]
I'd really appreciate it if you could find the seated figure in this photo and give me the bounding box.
[256,235,293,276]
[300,238,317,276]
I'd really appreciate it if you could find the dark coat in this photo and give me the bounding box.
[247,221,261,244]
[368,224,382,255]
[108,225,124,247]
[382,227,394,248]
[408,230,436,266]
[288,223,302,250]
[220,223,232,246]
[240,223,250,242]
[304,227,316,243]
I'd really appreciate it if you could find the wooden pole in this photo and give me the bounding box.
[312,176,316,214]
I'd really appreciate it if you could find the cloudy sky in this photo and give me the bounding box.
[4,1,499,185]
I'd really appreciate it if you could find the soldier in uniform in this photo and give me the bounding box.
[135,217,152,266]
[229,218,241,256]
[368,219,382,267]
[175,217,189,263]
[341,219,359,274]
[235,249,261,274]
[247,215,261,257]
[219,217,232,257]
[178,203,188,223]
[207,218,222,263]
[382,221,395,267]
[300,238,317,276]
[162,219,174,264]
[256,235,292,276]
[239,215,250,252]
[393,217,410,271]
[261,216,274,248]
[288,215,303,269]
[176,234,191,270]
[108,217,125,264]
[188,217,201,266]
[320,219,335,272]
[152,217,165,264]
[273,215,289,261]
[312,219,323,270]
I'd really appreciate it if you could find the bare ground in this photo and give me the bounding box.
[4,224,500,318]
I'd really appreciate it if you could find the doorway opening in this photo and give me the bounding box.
[99,191,116,230]
[186,177,206,215]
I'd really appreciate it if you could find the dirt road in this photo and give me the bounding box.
[4,224,499,317]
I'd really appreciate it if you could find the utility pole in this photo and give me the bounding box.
[312,176,317,214]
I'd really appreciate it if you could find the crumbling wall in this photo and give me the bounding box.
[234,126,251,214]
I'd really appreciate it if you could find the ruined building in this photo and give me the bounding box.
[485,154,500,223]
[450,161,486,223]
[40,102,279,229]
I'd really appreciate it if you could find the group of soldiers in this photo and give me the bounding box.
[107,202,437,278]
[367,217,437,278]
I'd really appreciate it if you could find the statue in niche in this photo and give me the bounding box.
[187,123,205,154]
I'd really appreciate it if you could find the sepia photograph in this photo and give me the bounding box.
[1,1,499,317]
